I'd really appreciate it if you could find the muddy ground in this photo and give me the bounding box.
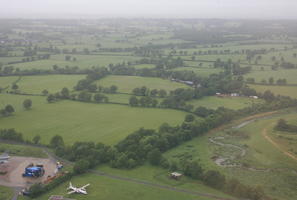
[0,156,57,187]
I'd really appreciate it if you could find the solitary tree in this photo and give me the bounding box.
[42,89,49,96]
[12,84,18,90]
[110,85,118,93]
[61,87,70,99]
[47,94,55,103]
[129,96,138,106]
[23,99,32,110]
[32,135,41,144]
[5,105,15,115]
[50,135,64,149]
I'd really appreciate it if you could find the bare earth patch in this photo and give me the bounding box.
[0,156,57,188]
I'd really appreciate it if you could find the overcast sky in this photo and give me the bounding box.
[1,0,297,19]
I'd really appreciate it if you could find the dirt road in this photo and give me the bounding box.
[262,127,297,162]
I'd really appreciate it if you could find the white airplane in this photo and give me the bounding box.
[0,153,9,164]
[67,182,90,195]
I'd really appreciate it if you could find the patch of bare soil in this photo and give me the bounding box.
[0,156,57,187]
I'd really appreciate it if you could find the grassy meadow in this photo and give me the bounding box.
[0,100,187,145]
[171,67,223,77]
[164,110,297,200]
[0,143,46,158]
[249,84,297,98]
[0,186,13,200]
[18,172,228,200]
[15,75,85,94]
[7,54,138,70]
[244,68,297,84]
[188,96,262,110]
[97,75,189,93]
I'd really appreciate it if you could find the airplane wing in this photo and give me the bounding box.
[78,189,87,195]
[67,190,76,194]
[80,184,90,190]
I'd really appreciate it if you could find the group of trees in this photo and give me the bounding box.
[132,86,167,97]
[47,89,109,104]
[74,68,109,91]
[129,96,158,107]
[181,160,265,200]
[50,135,113,173]
[0,128,23,142]
[274,118,297,133]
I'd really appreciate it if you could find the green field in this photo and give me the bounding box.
[8,54,138,70]
[132,64,156,69]
[105,93,131,104]
[0,99,187,145]
[0,143,46,158]
[188,96,261,110]
[244,68,297,84]
[0,186,13,200]
[0,76,19,89]
[14,75,85,94]
[0,93,46,111]
[171,67,223,77]
[97,75,189,93]
[249,84,297,98]
[164,111,297,200]
[19,172,226,200]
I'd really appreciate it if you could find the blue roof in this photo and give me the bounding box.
[27,167,41,171]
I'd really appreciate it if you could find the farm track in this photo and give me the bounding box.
[262,127,297,162]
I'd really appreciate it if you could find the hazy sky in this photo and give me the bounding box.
[2,0,297,19]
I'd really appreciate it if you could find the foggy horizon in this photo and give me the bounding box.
[1,0,297,19]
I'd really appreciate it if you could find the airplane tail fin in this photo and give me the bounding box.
[67,182,72,190]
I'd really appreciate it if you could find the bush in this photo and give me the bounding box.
[203,170,226,189]
[74,159,90,174]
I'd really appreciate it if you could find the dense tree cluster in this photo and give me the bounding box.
[274,118,297,133]
[132,86,167,97]
[0,128,23,142]
[129,96,158,107]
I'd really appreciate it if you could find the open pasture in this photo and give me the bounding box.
[97,75,189,93]
[0,186,13,200]
[0,76,19,89]
[171,67,223,77]
[14,75,85,94]
[188,96,261,110]
[0,100,187,145]
[18,172,225,200]
[249,84,297,99]
[50,54,139,69]
[244,68,297,84]
[164,111,297,200]
[0,94,46,112]
[7,54,138,70]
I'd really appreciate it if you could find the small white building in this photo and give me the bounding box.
[231,93,240,97]
[170,172,183,180]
